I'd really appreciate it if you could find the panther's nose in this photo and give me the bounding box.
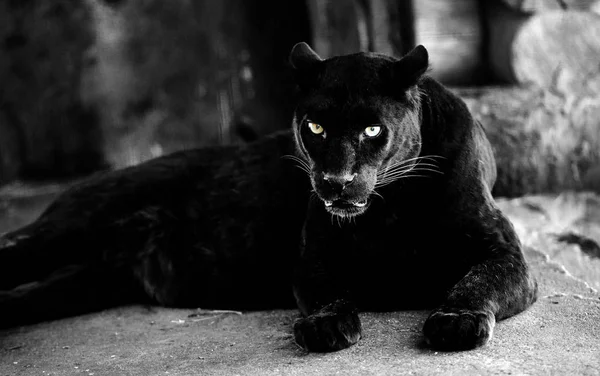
[323,172,357,191]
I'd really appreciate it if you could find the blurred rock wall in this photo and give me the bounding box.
[0,0,103,184]
[0,0,310,183]
[2,0,599,198]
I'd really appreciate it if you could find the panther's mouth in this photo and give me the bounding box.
[323,199,369,217]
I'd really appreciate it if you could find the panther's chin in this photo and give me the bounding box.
[323,199,370,218]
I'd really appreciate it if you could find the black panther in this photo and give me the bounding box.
[0,43,537,352]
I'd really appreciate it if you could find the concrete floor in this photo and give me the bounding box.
[1,184,599,376]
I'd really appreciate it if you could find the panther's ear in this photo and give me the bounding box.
[392,45,429,87]
[289,42,323,92]
[289,42,323,70]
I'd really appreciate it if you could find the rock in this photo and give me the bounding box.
[512,11,600,88]
[455,86,600,197]
[497,191,600,291]
[484,4,600,86]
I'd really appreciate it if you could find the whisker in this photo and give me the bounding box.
[396,174,431,179]
[378,164,416,177]
[412,162,442,169]
[391,154,444,165]
[375,173,432,187]
[281,154,311,175]
[370,190,385,202]
[375,172,435,187]
[377,155,445,184]
[309,191,323,208]
[378,164,416,176]
[377,167,418,179]
[378,165,412,176]
[382,158,444,173]
[401,167,444,175]
[380,168,442,179]
[382,154,446,170]
[281,154,310,167]
[416,154,446,161]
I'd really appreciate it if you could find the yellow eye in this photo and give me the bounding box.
[308,122,324,135]
[365,126,381,137]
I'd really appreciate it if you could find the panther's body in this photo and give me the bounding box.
[0,43,537,352]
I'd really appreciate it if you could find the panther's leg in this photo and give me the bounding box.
[0,262,140,328]
[422,203,538,350]
[0,210,167,326]
[292,258,362,353]
[292,202,362,353]
[0,221,82,290]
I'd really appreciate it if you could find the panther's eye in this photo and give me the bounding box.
[308,122,324,135]
[364,126,382,137]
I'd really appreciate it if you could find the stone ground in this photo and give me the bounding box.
[1,184,599,376]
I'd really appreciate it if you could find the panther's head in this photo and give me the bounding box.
[289,42,430,218]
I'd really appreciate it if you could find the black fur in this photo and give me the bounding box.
[0,44,537,353]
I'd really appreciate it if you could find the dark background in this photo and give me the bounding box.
[1,0,600,191]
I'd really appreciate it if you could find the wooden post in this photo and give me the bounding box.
[305,0,369,58]
[366,0,407,57]
[412,0,484,85]
[484,1,530,83]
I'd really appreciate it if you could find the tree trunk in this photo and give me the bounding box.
[501,0,600,14]
[484,1,530,83]
[305,0,416,58]
[454,85,600,197]
[305,0,369,58]
[365,0,409,57]
[412,0,484,85]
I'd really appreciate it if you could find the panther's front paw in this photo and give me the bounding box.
[423,307,495,350]
[293,310,362,352]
